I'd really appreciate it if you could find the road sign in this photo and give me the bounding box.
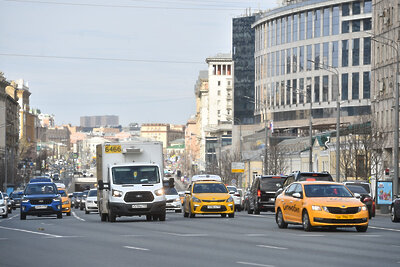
[231,162,245,173]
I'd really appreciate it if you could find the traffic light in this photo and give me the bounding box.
[385,168,390,176]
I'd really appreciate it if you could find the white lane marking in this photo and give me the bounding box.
[351,234,381,237]
[391,245,400,248]
[236,261,275,267]
[0,214,18,222]
[41,223,54,226]
[72,211,85,222]
[123,246,149,251]
[246,214,273,218]
[163,232,208,237]
[0,238,9,240]
[369,226,400,232]
[246,234,268,237]
[0,225,62,238]
[257,244,288,250]
[120,235,144,237]
[296,234,325,237]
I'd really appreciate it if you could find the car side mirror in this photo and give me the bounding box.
[292,192,302,199]
[354,193,361,199]
[185,191,190,195]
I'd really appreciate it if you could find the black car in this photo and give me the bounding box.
[247,175,287,214]
[276,171,334,197]
[391,195,400,222]
[344,182,375,219]
[79,190,89,210]
[74,192,83,209]
[9,191,24,208]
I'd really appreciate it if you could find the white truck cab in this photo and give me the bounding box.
[97,141,166,222]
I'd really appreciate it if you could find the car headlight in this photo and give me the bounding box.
[312,205,322,211]
[53,198,61,202]
[22,199,30,203]
[192,197,201,203]
[112,190,123,197]
[322,206,329,212]
[227,196,233,202]
[359,205,367,212]
[62,201,69,205]
[154,188,164,196]
[175,198,180,202]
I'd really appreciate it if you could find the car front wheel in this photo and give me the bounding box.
[302,210,313,231]
[391,206,400,222]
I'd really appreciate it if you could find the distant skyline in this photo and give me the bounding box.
[0,0,278,127]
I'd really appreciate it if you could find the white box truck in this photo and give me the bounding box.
[96,141,166,222]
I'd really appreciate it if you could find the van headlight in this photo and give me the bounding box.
[112,190,123,197]
[154,189,164,196]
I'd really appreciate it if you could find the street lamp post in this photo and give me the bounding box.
[371,35,399,196]
[308,80,313,172]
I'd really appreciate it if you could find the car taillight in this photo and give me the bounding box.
[257,190,261,197]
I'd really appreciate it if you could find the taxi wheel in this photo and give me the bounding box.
[356,225,368,232]
[189,206,195,218]
[67,212,71,216]
[228,213,234,218]
[302,210,313,232]
[183,210,189,218]
[57,212,62,219]
[276,209,288,229]
[391,206,400,222]
[221,214,227,218]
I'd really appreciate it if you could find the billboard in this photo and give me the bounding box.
[376,181,392,205]
[231,162,245,173]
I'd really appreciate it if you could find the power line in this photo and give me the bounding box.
[3,0,251,11]
[0,52,205,65]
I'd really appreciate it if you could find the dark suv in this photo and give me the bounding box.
[276,171,334,197]
[247,175,287,214]
[20,181,62,220]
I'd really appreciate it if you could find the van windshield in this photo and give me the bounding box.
[112,166,160,185]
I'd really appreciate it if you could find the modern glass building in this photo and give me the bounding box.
[253,0,372,133]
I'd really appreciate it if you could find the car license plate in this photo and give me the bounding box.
[35,205,47,209]
[335,214,353,219]
[208,205,221,209]
[132,204,147,209]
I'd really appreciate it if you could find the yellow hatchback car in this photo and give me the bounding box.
[183,180,234,218]
[275,181,369,232]
[58,188,71,216]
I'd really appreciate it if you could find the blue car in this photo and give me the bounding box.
[20,182,62,220]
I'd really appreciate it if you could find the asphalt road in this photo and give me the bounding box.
[0,209,399,267]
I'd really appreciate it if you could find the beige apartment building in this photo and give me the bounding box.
[140,123,185,149]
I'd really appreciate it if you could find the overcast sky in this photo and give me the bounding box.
[0,0,278,127]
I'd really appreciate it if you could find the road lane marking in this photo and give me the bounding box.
[351,234,381,237]
[0,238,9,240]
[120,235,144,237]
[391,245,400,248]
[296,234,325,237]
[123,246,149,251]
[163,232,208,237]
[246,214,273,218]
[0,225,62,238]
[236,261,275,267]
[369,226,400,232]
[72,211,85,222]
[246,234,269,237]
[0,214,18,222]
[257,244,288,250]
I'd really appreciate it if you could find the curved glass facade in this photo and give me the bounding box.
[254,0,372,127]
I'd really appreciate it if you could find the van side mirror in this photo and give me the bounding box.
[98,180,109,190]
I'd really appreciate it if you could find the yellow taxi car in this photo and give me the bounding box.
[275,181,369,232]
[183,175,234,218]
[58,188,71,216]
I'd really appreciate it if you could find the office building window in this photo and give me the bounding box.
[277,19,281,45]
[352,20,361,32]
[267,22,271,48]
[281,50,285,75]
[287,48,291,74]
[342,40,349,67]
[363,71,370,99]
[293,47,298,73]
[287,16,291,43]
[271,20,275,46]
[323,75,329,102]
[286,80,291,105]
[281,81,285,106]
[315,44,320,70]
[315,9,321,38]
[271,52,275,76]
[323,42,329,66]
[281,17,286,44]
[323,7,330,36]
[364,0,372,13]
[276,51,280,76]
[332,6,339,35]
[342,3,350,16]
[364,37,371,65]
[307,11,313,39]
[352,38,360,66]
[352,72,359,99]
[353,1,361,15]
[342,73,348,100]
[300,12,306,40]
[267,53,270,77]
[292,79,297,104]
[314,76,320,102]
[293,14,298,42]
[299,78,304,103]
[363,18,371,31]
[300,46,305,72]
[332,41,339,68]
[307,45,312,71]
[342,21,350,33]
